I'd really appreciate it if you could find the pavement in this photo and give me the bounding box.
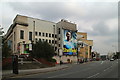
[2,64,69,80]
[2,61,95,79]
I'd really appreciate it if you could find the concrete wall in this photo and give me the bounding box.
[53,56,77,63]
[57,20,76,31]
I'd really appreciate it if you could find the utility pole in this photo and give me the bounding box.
[53,25,55,51]
[33,21,35,44]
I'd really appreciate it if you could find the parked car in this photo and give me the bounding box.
[79,59,84,63]
[96,58,100,61]
[110,58,114,61]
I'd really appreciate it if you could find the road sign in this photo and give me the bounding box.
[29,43,32,51]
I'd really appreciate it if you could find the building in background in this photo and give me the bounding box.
[4,15,78,63]
[4,14,57,56]
[77,32,93,61]
[4,14,93,63]
[54,19,78,63]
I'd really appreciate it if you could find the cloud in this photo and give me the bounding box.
[1,1,118,55]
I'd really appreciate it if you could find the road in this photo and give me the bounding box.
[11,60,118,79]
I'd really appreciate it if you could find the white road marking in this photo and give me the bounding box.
[101,61,104,64]
[48,68,91,78]
[103,66,112,72]
[87,73,100,78]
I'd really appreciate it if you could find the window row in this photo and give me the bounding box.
[35,38,57,44]
[20,30,57,40]
[35,32,57,38]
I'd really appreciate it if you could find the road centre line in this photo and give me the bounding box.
[48,68,91,78]
[103,65,112,72]
[101,61,104,64]
[87,73,100,78]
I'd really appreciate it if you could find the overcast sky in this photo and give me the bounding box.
[0,0,119,55]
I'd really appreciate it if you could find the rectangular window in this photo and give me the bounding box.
[49,33,51,37]
[29,32,32,40]
[52,34,54,38]
[55,47,57,51]
[46,33,48,37]
[39,38,41,41]
[20,30,24,39]
[35,32,37,36]
[58,28,60,34]
[49,40,51,43]
[59,38,60,40]
[59,44,60,47]
[43,33,44,37]
[43,39,44,42]
[46,39,48,42]
[55,34,57,38]
[39,32,41,36]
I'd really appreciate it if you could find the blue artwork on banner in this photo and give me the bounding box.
[63,30,77,55]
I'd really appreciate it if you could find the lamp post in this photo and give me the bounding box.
[33,21,35,44]
[59,49,62,65]
[53,25,55,51]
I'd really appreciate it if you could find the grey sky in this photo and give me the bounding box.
[0,0,118,55]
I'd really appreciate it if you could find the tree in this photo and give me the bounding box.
[2,42,12,58]
[31,40,55,62]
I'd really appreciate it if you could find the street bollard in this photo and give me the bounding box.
[60,60,63,65]
[12,55,19,74]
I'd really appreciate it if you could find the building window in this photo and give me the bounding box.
[35,32,37,36]
[46,39,48,42]
[49,40,51,43]
[43,33,44,37]
[20,30,24,39]
[46,33,48,37]
[39,32,41,36]
[29,32,32,40]
[52,34,54,38]
[59,38,60,40]
[55,47,57,51]
[39,38,41,41]
[49,33,51,37]
[55,34,57,38]
[52,40,54,44]
[58,28,60,34]
[59,44,60,47]
[43,39,44,42]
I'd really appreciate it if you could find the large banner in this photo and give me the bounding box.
[63,29,77,55]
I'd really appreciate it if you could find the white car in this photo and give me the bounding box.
[110,58,114,61]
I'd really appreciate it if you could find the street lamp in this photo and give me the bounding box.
[53,25,55,51]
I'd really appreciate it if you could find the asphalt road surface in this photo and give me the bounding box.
[12,60,119,79]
